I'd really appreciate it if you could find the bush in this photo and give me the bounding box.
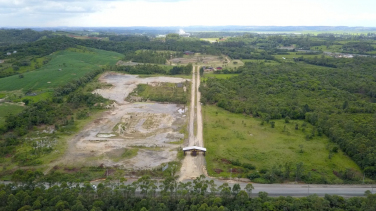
[248,172,261,180]
[259,169,268,174]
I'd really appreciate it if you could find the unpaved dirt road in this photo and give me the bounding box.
[179,66,206,181]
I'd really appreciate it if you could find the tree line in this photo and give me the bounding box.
[0,174,375,211]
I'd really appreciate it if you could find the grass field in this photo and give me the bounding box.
[0,48,122,92]
[203,105,362,183]
[0,103,24,126]
[130,81,190,104]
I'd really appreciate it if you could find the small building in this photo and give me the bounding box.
[184,51,194,55]
[13,51,17,54]
[204,67,214,72]
[183,146,207,156]
[6,52,11,56]
[216,67,223,70]
[0,60,3,64]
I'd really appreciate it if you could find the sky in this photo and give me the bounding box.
[1,0,376,27]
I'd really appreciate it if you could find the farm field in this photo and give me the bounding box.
[0,48,122,92]
[203,105,362,183]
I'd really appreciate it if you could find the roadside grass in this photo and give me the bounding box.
[43,166,107,182]
[203,105,361,183]
[0,48,122,92]
[0,103,24,126]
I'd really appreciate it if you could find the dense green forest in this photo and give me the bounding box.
[0,29,53,46]
[201,59,376,179]
[0,175,375,211]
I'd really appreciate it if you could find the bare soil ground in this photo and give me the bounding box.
[48,72,189,170]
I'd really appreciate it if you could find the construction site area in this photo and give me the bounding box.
[51,72,189,170]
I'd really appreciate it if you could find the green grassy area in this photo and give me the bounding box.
[0,48,122,92]
[0,57,47,76]
[203,105,362,183]
[0,103,24,126]
[129,81,190,104]
[121,148,139,159]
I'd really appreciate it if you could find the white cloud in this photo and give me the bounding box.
[0,0,376,27]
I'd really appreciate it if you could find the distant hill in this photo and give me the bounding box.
[0,29,53,46]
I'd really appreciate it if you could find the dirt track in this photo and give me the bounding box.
[179,66,206,181]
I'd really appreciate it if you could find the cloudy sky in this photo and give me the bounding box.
[1,0,376,27]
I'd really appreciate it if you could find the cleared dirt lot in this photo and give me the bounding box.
[52,72,189,169]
